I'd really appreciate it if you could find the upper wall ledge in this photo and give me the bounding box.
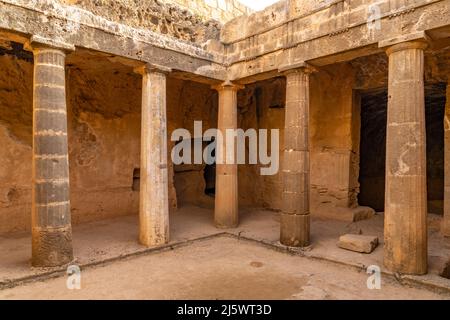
[220,0,447,44]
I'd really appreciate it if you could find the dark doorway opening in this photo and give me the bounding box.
[204,164,216,196]
[204,139,216,197]
[358,83,447,214]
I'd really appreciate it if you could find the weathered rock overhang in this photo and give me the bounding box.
[222,0,450,83]
[0,0,227,83]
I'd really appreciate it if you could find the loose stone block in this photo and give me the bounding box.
[351,206,376,222]
[338,234,379,254]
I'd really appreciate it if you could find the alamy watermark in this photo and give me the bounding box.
[171,121,280,176]
[367,265,382,290]
[367,2,382,33]
[66,264,81,290]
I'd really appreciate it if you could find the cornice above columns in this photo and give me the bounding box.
[379,31,430,55]
[278,61,318,75]
[211,80,245,92]
[23,35,75,53]
[133,63,172,76]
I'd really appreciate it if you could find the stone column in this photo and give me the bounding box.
[280,66,313,247]
[384,41,428,275]
[212,82,242,228]
[134,64,170,247]
[444,84,450,237]
[27,37,74,267]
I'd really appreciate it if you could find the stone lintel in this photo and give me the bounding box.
[24,35,75,53]
[278,62,317,75]
[133,63,172,76]
[211,80,245,92]
[379,31,430,53]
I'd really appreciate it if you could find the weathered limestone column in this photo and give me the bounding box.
[384,41,428,275]
[134,64,170,247]
[212,81,242,228]
[443,83,450,237]
[26,37,74,267]
[279,65,313,247]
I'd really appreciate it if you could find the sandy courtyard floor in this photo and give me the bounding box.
[1,206,450,298]
[0,236,448,300]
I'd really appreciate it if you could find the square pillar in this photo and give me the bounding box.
[444,83,450,237]
[212,81,243,228]
[384,41,428,275]
[25,36,75,267]
[134,64,170,247]
[279,64,315,247]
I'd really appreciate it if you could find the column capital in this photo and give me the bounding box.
[133,63,171,76]
[278,62,317,76]
[211,80,244,92]
[24,35,75,53]
[379,31,430,55]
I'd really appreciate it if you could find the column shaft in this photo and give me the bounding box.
[31,47,73,267]
[214,84,240,228]
[139,67,169,246]
[443,84,450,237]
[384,41,428,275]
[280,69,311,247]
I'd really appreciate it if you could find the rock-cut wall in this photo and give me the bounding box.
[0,46,218,234]
[60,0,222,44]
[168,0,252,23]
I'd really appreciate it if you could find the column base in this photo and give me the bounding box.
[139,233,169,248]
[383,259,428,276]
[214,210,239,229]
[214,221,239,230]
[32,226,73,267]
[280,213,310,247]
